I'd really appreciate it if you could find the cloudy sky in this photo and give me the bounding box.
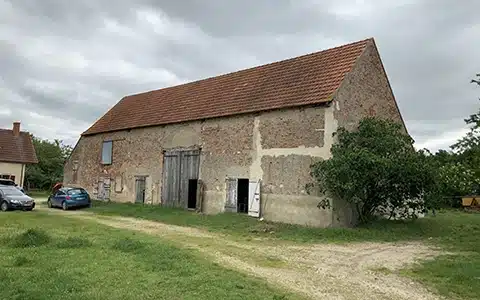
[0,0,478,152]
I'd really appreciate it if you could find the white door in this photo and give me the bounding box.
[225,177,238,212]
[248,180,261,217]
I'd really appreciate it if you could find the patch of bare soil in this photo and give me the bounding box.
[40,208,443,300]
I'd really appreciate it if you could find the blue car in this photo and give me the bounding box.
[47,186,92,210]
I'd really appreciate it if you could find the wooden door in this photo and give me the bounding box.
[135,176,146,203]
[248,180,261,217]
[162,149,200,208]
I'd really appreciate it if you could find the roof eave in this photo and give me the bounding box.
[81,100,335,137]
[0,159,38,164]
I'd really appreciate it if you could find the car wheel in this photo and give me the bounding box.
[62,201,68,211]
[47,199,52,208]
[0,201,8,212]
[26,208,33,211]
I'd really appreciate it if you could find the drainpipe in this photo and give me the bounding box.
[20,164,24,187]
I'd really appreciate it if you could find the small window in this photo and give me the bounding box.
[101,141,113,165]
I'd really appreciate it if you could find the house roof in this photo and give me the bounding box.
[0,129,38,164]
[82,38,373,136]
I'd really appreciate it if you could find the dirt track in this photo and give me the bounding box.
[40,207,443,300]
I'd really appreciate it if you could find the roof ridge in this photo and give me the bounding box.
[126,37,374,99]
[0,128,32,134]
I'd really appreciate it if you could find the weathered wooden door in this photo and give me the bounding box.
[135,176,146,203]
[162,150,180,207]
[162,149,200,208]
[248,180,261,217]
[225,177,238,212]
[97,178,111,201]
[179,150,200,207]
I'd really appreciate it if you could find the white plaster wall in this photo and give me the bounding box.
[0,162,25,186]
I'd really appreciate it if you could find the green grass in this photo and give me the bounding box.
[28,190,50,198]
[89,201,480,299]
[89,201,475,245]
[0,212,302,300]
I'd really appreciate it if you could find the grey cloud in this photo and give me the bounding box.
[0,0,479,152]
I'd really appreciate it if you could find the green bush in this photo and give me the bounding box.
[310,117,437,224]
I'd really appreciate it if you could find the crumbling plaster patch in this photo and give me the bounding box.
[250,104,338,185]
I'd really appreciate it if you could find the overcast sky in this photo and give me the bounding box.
[0,0,479,152]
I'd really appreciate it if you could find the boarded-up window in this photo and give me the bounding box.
[101,141,112,165]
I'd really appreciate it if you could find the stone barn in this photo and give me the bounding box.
[64,38,406,227]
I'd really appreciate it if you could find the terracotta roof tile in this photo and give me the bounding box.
[82,38,372,136]
[0,129,38,164]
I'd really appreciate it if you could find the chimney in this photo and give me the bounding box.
[12,122,20,136]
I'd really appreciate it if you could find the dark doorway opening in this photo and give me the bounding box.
[237,178,249,214]
[187,179,198,209]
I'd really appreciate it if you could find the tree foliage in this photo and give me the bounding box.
[427,74,480,202]
[452,74,480,156]
[24,137,72,190]
[310,117,436,224]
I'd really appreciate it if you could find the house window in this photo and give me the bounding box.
[0,174,14,181]
[101,141,113,165]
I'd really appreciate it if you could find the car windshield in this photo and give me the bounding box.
[0,180,15,186]
[68,188,87,195]
[1,187,24,196]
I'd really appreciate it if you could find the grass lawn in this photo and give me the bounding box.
[28,190,50,198]
[0,211,302,300]
[90,201,480,299]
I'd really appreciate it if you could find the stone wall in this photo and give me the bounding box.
[334,40,406,131]
[65,104,340,227]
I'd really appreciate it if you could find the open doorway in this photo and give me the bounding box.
[187,179,198,209]
[237,178,249,213]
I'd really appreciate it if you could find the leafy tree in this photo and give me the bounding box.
[24,137,72,190]
[452,75,480,152]
[450,74,480,177]
[310,117,437,224]
[438,163,480,198]
[425,74,480,204]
